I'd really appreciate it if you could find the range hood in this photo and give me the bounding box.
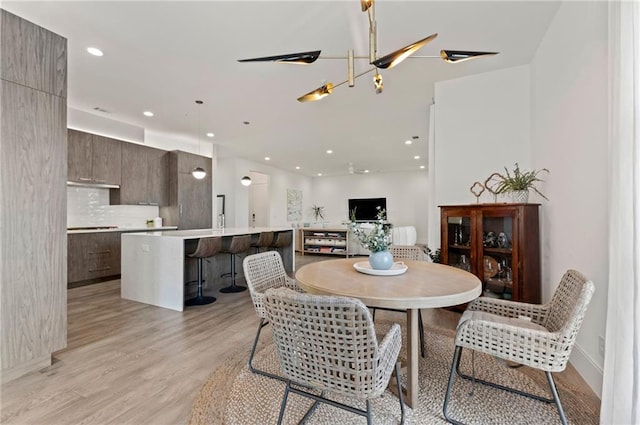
[67,181,120,189]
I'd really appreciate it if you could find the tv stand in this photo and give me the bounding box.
[300,228,350,257]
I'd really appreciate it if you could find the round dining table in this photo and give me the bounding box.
[295,257,482,409]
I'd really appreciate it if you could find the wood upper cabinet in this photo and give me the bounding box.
[440,203,541,306]
[67,129,121,185]
[113,143,168,206]
[165,151,212,230]
[91,135,122,185]
[67,129,92,182]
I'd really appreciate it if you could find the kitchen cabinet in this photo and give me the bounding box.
[67,232,121,284]
[111,143,168,206]
[67,129,121,185]
[163,151,212,230]
[440,203,541,308]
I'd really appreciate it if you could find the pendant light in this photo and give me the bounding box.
[192,100,207,180]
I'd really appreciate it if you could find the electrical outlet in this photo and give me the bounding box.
[599,335,605,357]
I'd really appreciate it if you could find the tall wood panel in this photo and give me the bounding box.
[0,10,67,383]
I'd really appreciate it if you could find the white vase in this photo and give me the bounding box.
[510,190,529,203]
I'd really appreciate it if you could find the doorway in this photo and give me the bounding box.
[248,171,269,227]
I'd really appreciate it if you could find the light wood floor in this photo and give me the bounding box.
[1,254,600,424]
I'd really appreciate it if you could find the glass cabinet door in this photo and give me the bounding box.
[445,215,474,274]
[479,210,517,300]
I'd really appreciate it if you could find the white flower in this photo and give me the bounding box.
[349,207,391,253]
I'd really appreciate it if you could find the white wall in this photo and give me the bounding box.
[430,65,532,243]
[310,171,429,245]
[214,157,313,228]
[530,1,609,396]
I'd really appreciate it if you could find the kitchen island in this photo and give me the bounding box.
[121,227,294,311]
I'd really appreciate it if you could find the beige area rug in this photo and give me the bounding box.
[189,321,599,425]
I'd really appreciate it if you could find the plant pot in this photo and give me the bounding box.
[510,190,529,203]
[369,250,393,270]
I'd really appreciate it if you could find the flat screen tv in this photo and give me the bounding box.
[348,198,387,221]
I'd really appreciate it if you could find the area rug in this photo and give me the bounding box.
[189,321,599,424]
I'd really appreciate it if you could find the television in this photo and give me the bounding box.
[348,198,387,221]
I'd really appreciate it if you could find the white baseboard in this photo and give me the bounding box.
[570,343,603,398]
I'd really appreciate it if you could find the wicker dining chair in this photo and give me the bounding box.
[443,269,595,425]
[370,244,427,358]
[263,287,405,425]
[242,251,303,381]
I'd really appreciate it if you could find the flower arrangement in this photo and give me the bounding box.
[349,207,392,253]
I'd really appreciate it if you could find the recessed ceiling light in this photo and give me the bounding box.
[264,157,270,161]
[206,132,214,138]
[295,166,301,170]
[405,140,412,145]
[317,173,323,177]
[87,47,103,57]
[414,155,420,159]
[143,111,154,117]
[420,165,426,169]
[364,169,370,173]
[326,150,333,154]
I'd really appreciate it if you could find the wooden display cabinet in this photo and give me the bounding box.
[440,204,541,307]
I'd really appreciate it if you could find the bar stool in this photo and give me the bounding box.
[251,231,274,253]
[220,234,252,293]
[269,231,292,256]
[185,237,222,306]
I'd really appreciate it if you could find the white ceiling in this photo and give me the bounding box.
[3,1,560,177]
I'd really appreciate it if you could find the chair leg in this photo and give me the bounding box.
[277,381,291,425]
[395,361,406,425]
[248,318,286,382]
[443,346,464,424]
[185,258,216,306]
[546,372,568,425]
[365,400,373,425]
[446,347,565,425]
[220,253,247,293]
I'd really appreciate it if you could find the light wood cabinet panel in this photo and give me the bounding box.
[1,10,67,96]
[1,8,67,381]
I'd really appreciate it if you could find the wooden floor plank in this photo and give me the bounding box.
[0,255,600,424]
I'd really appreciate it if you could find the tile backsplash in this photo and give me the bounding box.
[67,186,159,228]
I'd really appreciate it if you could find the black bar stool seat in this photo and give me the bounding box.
[251,231,274,253]
[220,234,252,293]
[269,231,292,255]
[185,237,222,307]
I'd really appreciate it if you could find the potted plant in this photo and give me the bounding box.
[496,163,549,203]
[349,207,393,270]
[311,205,325,223]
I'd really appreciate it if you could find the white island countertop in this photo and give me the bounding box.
[120,227,295,311]
[125,227,293,239]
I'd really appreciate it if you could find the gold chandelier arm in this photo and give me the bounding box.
[333,67,377,89]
